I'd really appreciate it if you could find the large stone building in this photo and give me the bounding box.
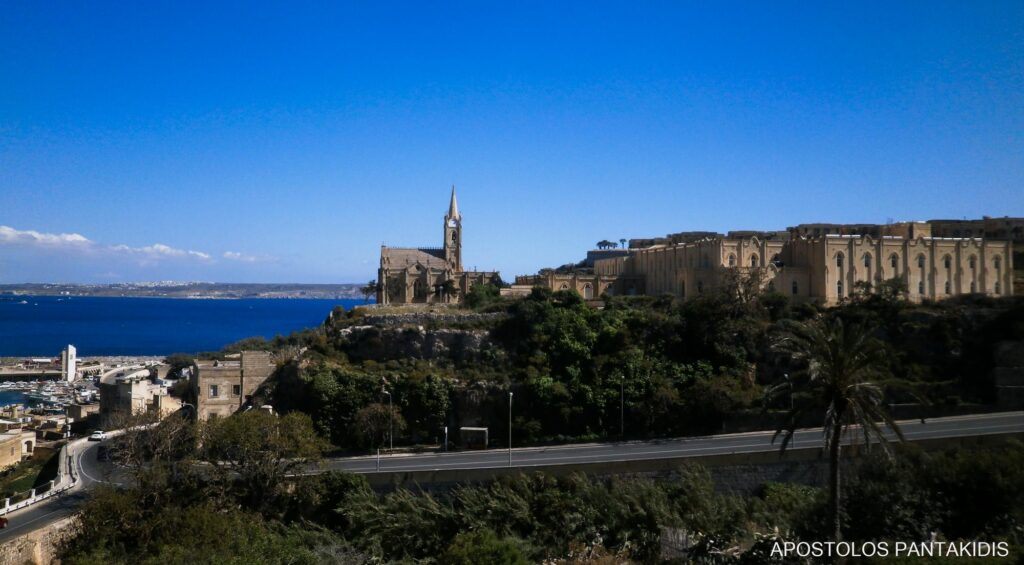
[98,365,180,428]
[190,351,275,420]
[500,219,1015,306]
[377,187,500,305]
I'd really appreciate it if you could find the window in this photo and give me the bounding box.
[728,254,736,267]
[836,253,844,269]
[943,256,951,270]
[209,384,219,398]
[697,281,704,294]
[750,255,759,268]
[944,281,951,295]
[917,255,925,269]
[918,281,925,294]
[583,283,594,300]
[970,281,976,293]
[837,281,844,299]
[863,253,871,268]
[995,282,1002,295]
[995,257,1002,270]
[232,384,241,396]
[890,254,899,270]
[792,281,798,295]
[969,256,977,270]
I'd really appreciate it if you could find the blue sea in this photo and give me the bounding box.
[0,295,366,356]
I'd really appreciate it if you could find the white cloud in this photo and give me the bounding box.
[1,225,213,263]
[223,251,274,263]
[0,225,93,247]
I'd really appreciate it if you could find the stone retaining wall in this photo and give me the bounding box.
[0,514,77,565]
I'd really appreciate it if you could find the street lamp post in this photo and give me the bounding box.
[508,391,513,468]
[784,373,795,448]
[383,389,393,452]
[619,375,625,439]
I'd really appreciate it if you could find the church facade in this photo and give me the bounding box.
[377,187,500,305]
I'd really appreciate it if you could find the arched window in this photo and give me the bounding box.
[995,257,1002,271]
[727,254,736,267]
[559,283,569,290]
[836,253,844,269]
[969,256,977,270]
[995,281,1002,295]
[583,283,594,300]
[863,253,871,268]
[837,281,844,299]
[890,254,899,270]
[750,255,759,268]
[918,281,925,295]
[917,255,925,269]
[944,281,951,295]
[943,256,951,270]
[970,281,976,293]
[792,281,799,295]
[451,232,457,243]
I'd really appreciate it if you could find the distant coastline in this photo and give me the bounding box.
[0,282,366,300]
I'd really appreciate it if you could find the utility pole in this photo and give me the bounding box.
[508,391,513,468]
[383,389,393,452]
[620,375,625,439]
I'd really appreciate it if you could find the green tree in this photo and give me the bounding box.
[441,529,529,565]
[769,316,905,543]
[201,410,325,510]
[353,402,406,450]
[360,280,378,303]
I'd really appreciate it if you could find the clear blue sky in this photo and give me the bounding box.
[2,1,1021,283]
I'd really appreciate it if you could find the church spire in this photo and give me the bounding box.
[447,185,461,221]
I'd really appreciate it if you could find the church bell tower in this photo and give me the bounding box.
[444,185,462,272]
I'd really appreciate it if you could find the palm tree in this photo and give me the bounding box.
[619,238,627,249]
[769,316,905,543]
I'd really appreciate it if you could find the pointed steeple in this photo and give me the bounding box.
[447,185,461,221]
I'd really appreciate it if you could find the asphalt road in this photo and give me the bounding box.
[324,411,1024,474]
[0,411,1020,544]
[0,438,117,545]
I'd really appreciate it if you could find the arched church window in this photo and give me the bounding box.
[918,281,925,295]
[451,232,457,243]
[728,254,735,267]
[969,256,977,270]
[943,256,951,270]
[995,282,1002,294]
[944,281,951,295]
[837,281,844,299]
[863,253,871,268]
[917,255,925,269]
[890,254,899,270]
[750,255,759,268]
[559,283,569,290]
[836,253,844,269]
[994,257,1002,270]
[970,281,976,293]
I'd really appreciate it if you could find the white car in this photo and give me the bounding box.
[89,430,107,441]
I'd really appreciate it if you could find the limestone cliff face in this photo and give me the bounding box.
[334,324,499,363]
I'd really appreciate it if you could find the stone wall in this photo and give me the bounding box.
[0,514,78,565]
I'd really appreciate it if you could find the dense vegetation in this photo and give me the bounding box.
[246,280,1023,452]
[61,425,1024,563]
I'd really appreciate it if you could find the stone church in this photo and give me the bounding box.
[377,187,500,305]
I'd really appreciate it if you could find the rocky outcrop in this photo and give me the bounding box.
[335,325,499,363]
